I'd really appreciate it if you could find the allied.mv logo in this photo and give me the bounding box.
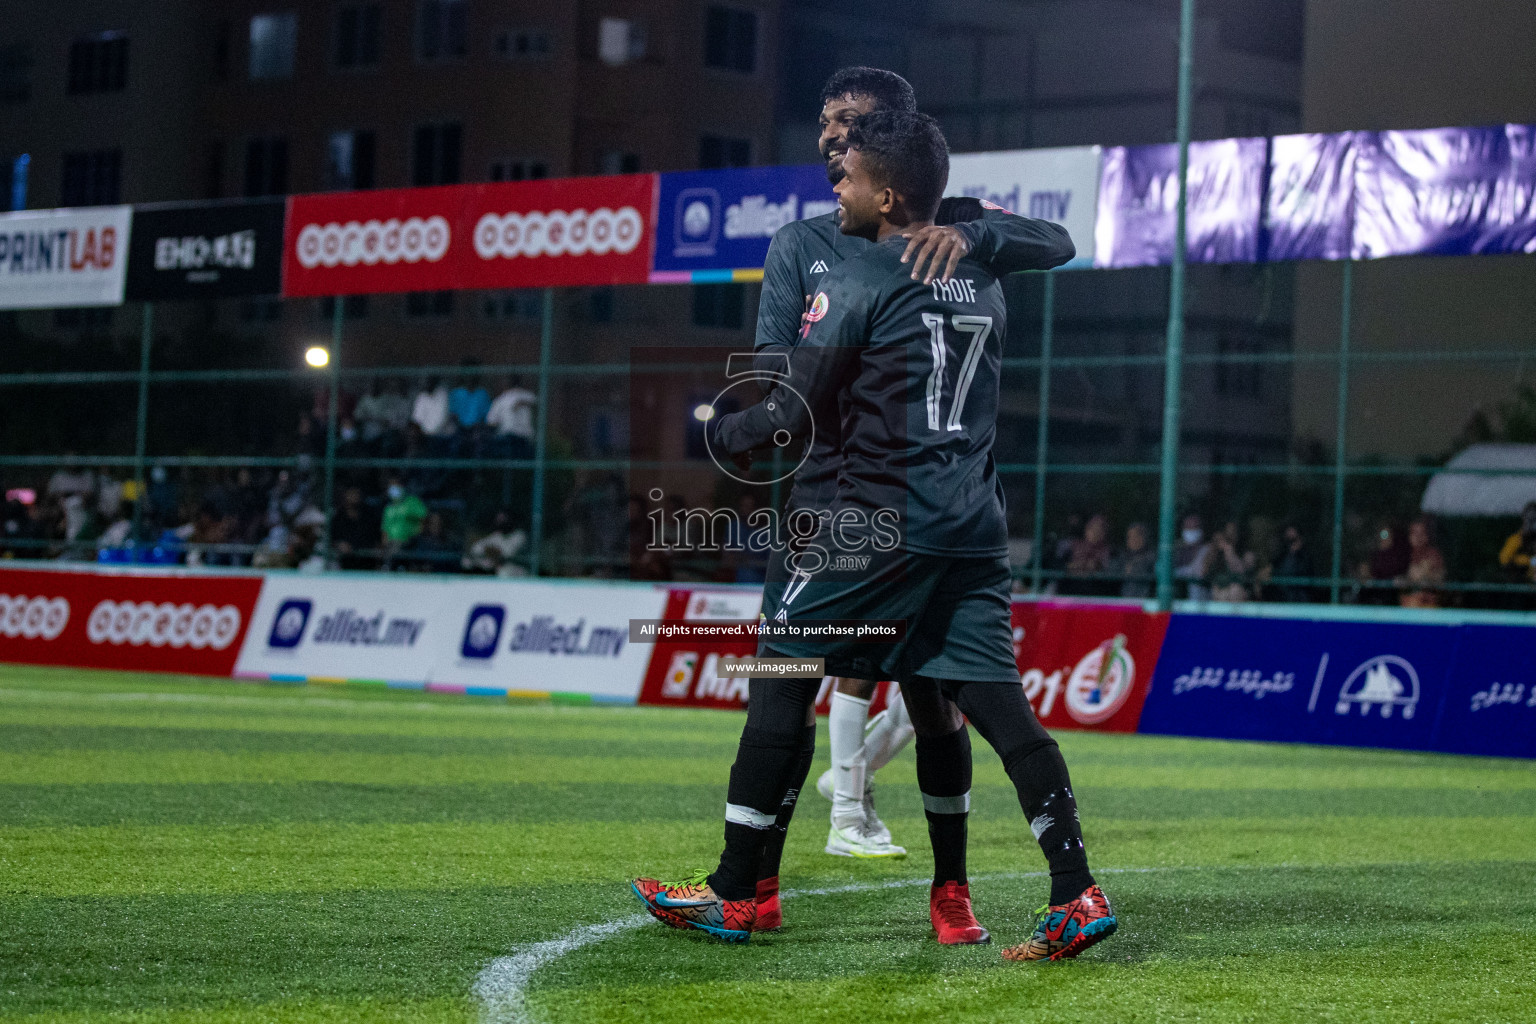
[1337,655,1419,719]
[269,599,312,649]
[461,604,506,659]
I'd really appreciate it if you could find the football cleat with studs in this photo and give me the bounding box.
[1002,883,1117,962]
[930,881,991,945]
[630,870,756,943]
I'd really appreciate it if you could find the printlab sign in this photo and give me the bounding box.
[125,200,286,300]
[0,206,132,309]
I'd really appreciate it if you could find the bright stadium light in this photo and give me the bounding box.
[304,346,330,369]
[693,403,715,421]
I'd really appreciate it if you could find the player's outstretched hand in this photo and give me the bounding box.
[901,225,971,285]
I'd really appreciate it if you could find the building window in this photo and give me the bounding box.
[597,17,647,65]
[0,43,33,102]
[249,13,298,80]
[692,283,744,329]
[495,27,552,60]
[326,130,376,190]
[412,122,462,185]
[489,158,547,182]
[67,31,129,94]
[334,4,382,68]
[406,290,455,317]
[244,137,289,196]
[597,150,639,175]
[704,7,756,73]
[481,290,543,323]
[417,0,467,62]
[1214,335,1262,398]
[319,295,370,319]
[699,135,751,169]
[61,150,121,206]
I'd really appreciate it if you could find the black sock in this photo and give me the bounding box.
[1001,741,1094,904]
[952,681,1095,906]
[915,725,972,887]
[709,724,803,900]
[758,724,816,887]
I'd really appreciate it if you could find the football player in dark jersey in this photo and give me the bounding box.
[750,68,1076,915]
[633,111,1115,960]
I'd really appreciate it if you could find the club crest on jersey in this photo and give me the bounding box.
[979,199,1015,214]
[805,291,830,322]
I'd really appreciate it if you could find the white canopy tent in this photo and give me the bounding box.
[1420,444,1536,517]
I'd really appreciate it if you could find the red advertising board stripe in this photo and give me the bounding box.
[283,185,463,297]
[0,567,262,677]
[460,175,657,290]
[281,175,658,297]
[1011,600,1169,733]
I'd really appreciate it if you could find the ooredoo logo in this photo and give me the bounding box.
[87,600,241,650]
[0,594,70,640]
[295,216,451,269]
[473,207,644,260]
[461,604,505,659]
[268,599,312,649]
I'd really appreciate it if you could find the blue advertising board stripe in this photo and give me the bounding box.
[1433,625,1536,758]
[652,164,837,275]
[1140,614,1457,753]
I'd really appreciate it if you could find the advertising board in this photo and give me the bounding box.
[651,165,837,276]
[282,185,461,297]
[1011,600,1169,733]
[125,199,286,300]
[945,146,1101,270]
[0,206,132,309]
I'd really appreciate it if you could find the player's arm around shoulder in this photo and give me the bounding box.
[711,265,872,458]
[940,198,1075,277]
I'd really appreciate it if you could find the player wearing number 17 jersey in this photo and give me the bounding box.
[633,110,1115,959]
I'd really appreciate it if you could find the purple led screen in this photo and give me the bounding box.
[1093,138,1266,269]
[1353,124,1536,259]
[1266,132,1360,261]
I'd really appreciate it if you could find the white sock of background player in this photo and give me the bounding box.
[862,684,915,775]
[828,690,871,827]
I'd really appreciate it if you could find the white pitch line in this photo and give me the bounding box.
[473,867,1170,1024]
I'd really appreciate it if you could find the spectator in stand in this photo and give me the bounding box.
[404,511,458,572]
[381,477,428,566]
[330,486,382,570]
[1360,523,1411,605]
[147,466,179,531]
[1064,513,1113,595]
[354,382,390,453]
[1498,501,1536,584]
[1203,520,1253,602]
[96,467,124,523]
[486,375,537,459]
[1272,524,1317,603]
[295,412,325,458]
[357,380,412,457]
[411,377,454,453]
[46,460,94,504]
[1109,521,1156,598]
[1174,513,1210,601]
[449,362,491,457]
[464,509,528,576]
[1399,517,1446,608]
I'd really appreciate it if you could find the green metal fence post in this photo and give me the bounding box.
[1155,0,1198,610]
[131,303,153,544]
[320,297,343,563]
[1330,259,1353,603]
[1032,272,1055,594]
[529,287,554,575]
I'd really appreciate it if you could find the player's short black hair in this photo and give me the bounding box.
[845,110,949,219]
[819,67,917,113]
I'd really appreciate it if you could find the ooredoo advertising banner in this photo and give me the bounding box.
[282,185,461,297]
[460,174,656,289]
[1139,614,1456,751]
[1011,600,1169,733]
[946,146,1101,270]
[0,206,132,309]
[126,199,286,300]
[651,165,836,276]
[0,566,260,675]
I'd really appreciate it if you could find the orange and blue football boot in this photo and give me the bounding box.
[1001,883,1116,961]
[630,870,756,943]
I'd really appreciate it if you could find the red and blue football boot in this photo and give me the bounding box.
[1002,883,1117,961]
[630,870,756,943]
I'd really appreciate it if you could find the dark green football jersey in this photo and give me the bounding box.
[716,235,1010,557]
[754,202,1073,513]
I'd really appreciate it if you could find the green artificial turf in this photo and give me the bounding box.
[2,663,1534,1023]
